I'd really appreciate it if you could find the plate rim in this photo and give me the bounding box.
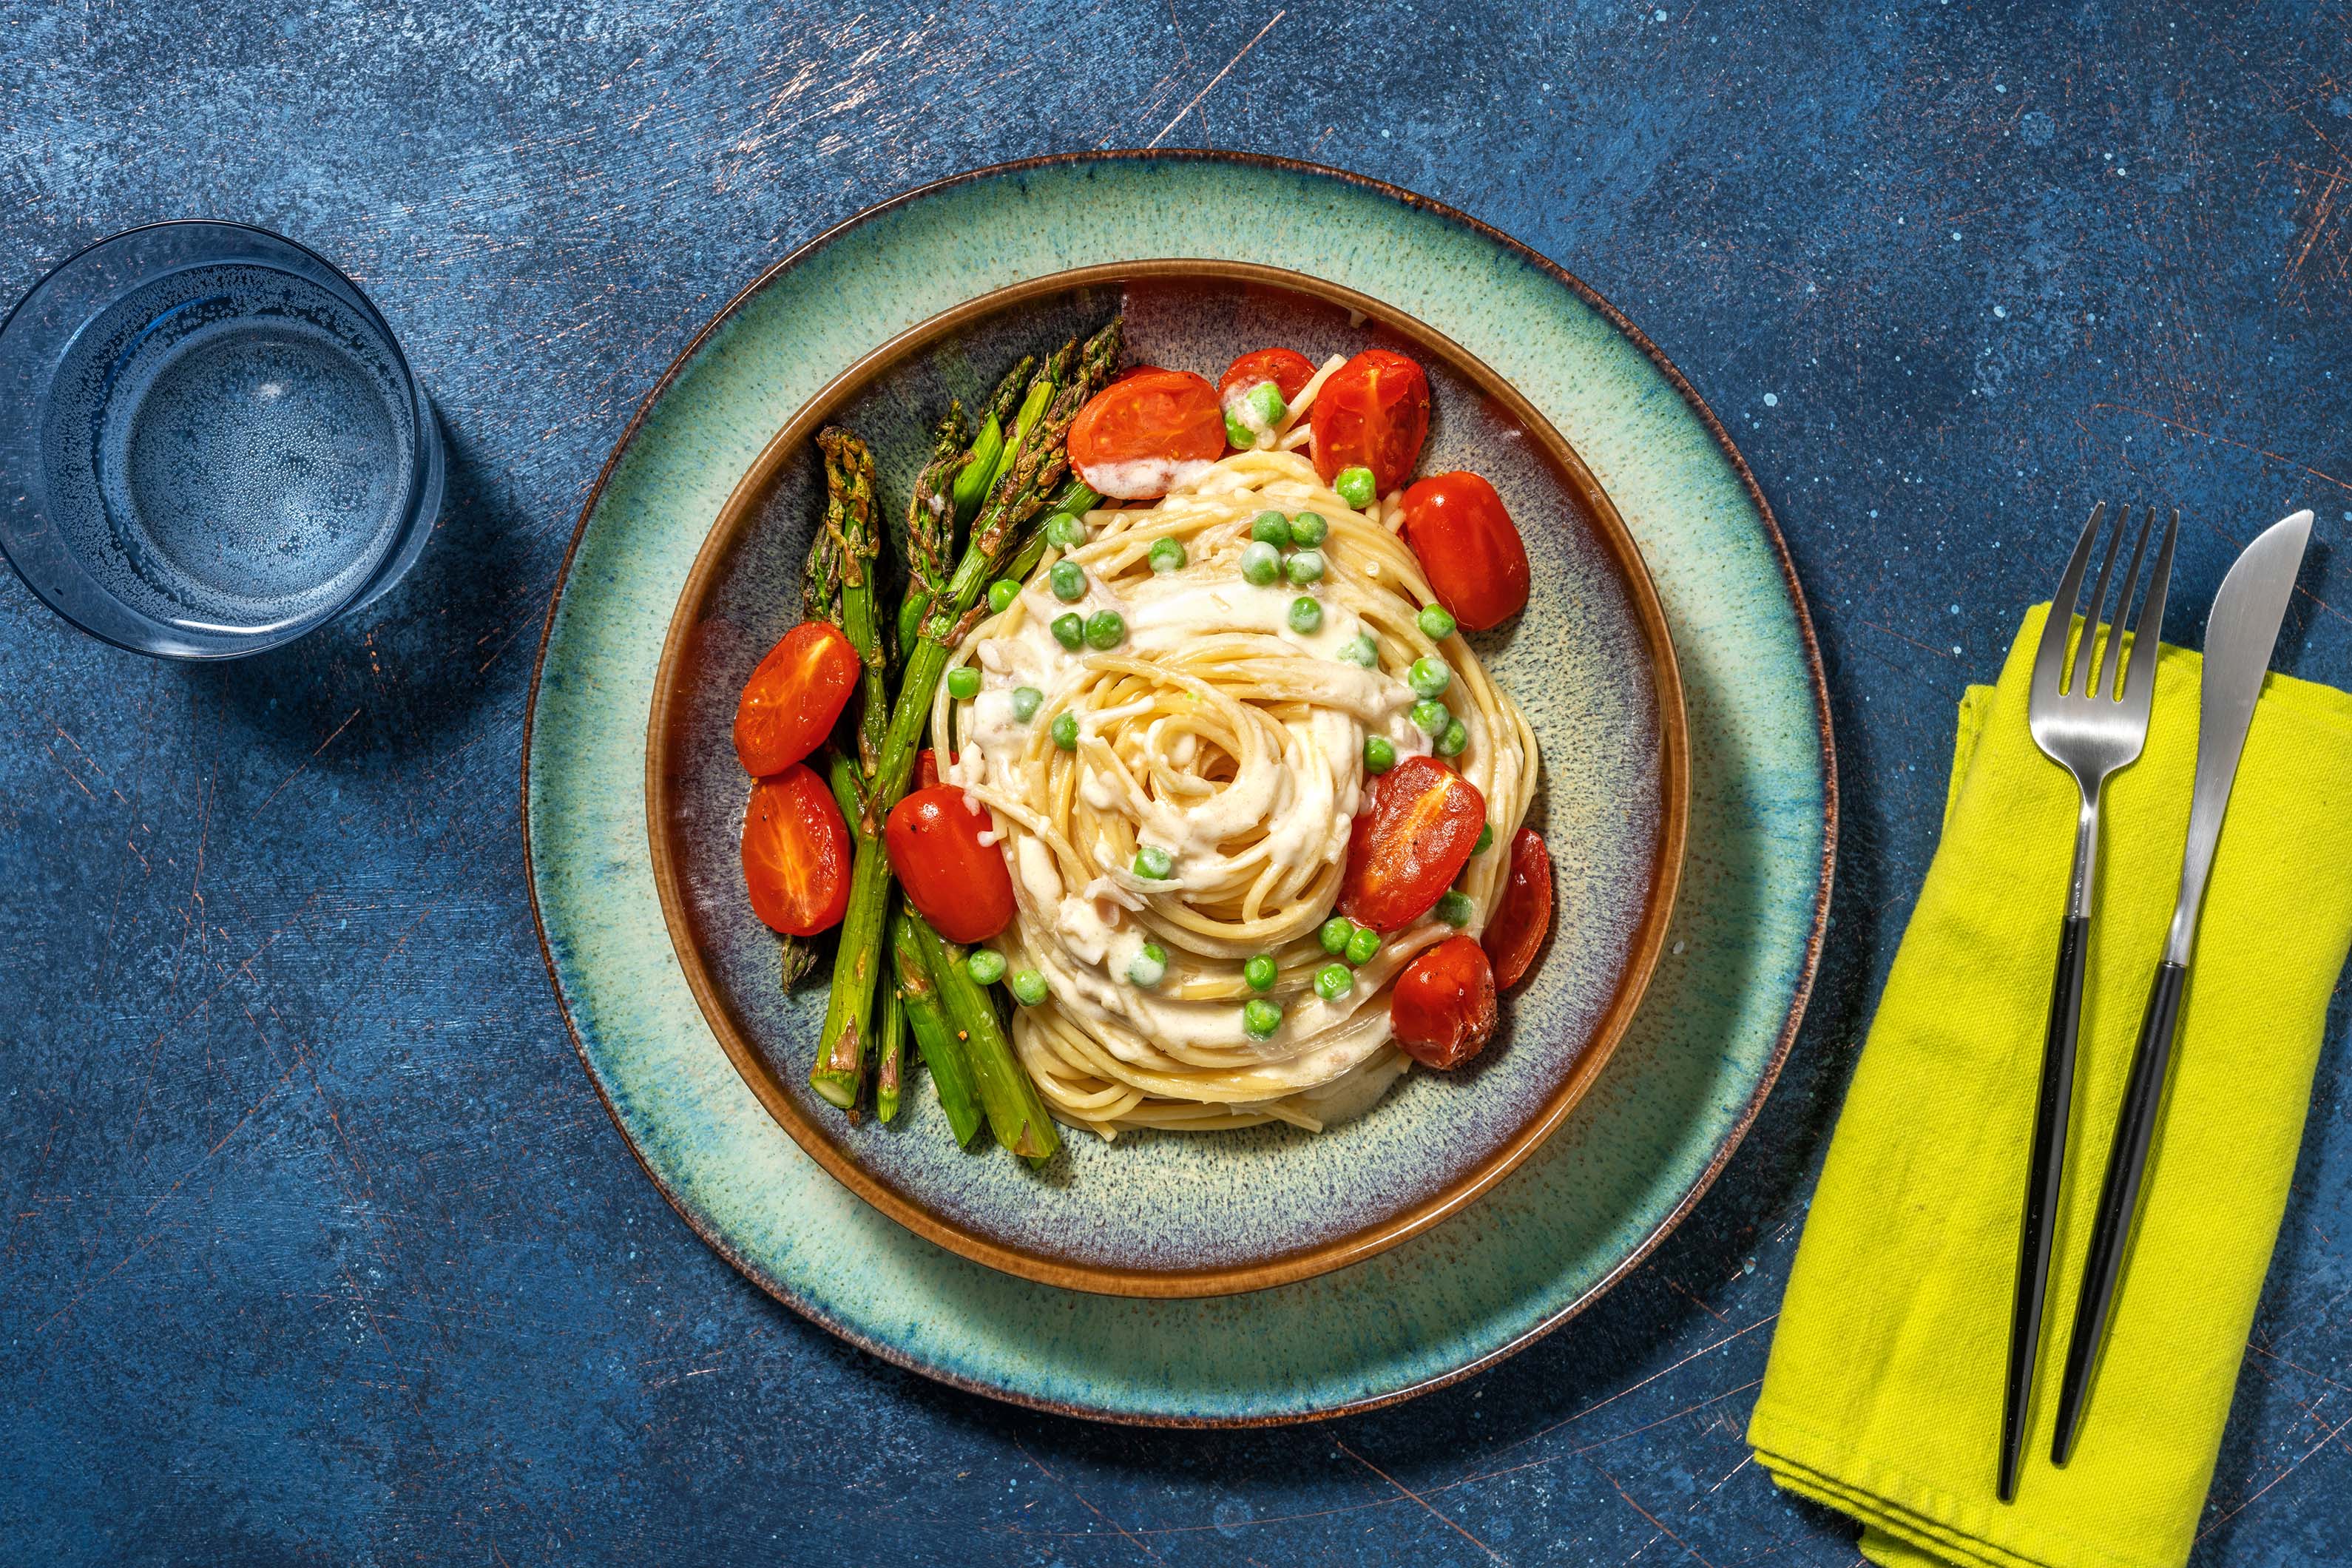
[521,149,1838,1424]
[640,255,1692,1299]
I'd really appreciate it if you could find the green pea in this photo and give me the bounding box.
[1418,604,1457,641]
[1334,466,1377,507]
[1475,822,1495,854]
[1127,942,1168,988]
[1224,410,1254,448]
[1083,610,1126,650]
[1436,717,1469,757]
[1051,612,1085,650]
[1285,549,1326,585]
[1411,697,1450,735]
[1436,890,1473,926]
[988,578,1021,614]
[1244,380,1285,428]
[1240,540,1281,585]
[1251,510,1292,546]
[1319,916,1355,956]
[1408,656,1451,698]
[1242,998,1283,1040]
[1051,712,1079,750]
[1288,510,1329,547]
[1288,596,1323,635]
[1363,735,1396,774]
[1336,632,1379,668]
[1009,969,1050,1006]
[1132,845,1174,880]
[1344,925,1380,967]
[1045,512,1087,548]
[1243,953,1278,992]
[1050,559,1087,601]
[964,949,1007,985]
[946,666,981,700]
[1011,686,1043,722]
[1149,537,1187,574]
[1314,962,1352,1001]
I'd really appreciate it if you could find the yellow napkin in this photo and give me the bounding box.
[1747,604,2352,1568]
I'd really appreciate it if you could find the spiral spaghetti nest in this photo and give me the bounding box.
[932,449,1537,1137]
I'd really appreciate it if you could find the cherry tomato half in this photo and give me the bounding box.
[1390,936,1499,1069]
[1399,471,1531,632]
[1338,756,1487,933]
[1217,347,1317,405]
[1068,368,1225,499]
[734,621,859,776]
[742,763,852,936]
[915,747,942,791]
[1310,348,1430,495]
[885,785,1016,944]
[1482,828,1553,990]
[1110,362,1171,385]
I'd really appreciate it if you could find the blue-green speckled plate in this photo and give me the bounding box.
[524,153,1833,1422]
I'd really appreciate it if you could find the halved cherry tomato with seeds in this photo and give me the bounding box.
[1399,471,1530,632]
[1311,348,1430,495]
[885,785,1016,944]
[1390,936,1499,1069]
[1068,369,1225,499]
[742,763,852,935]
[1338,756,1487,932]
[1109,363,1171,386]
[1482,828,1553,990]
[734,621,859,776]
[1218,347,1317,405]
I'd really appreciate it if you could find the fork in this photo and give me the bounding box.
[1997,500,2180,1504]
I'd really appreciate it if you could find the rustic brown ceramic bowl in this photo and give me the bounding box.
[645,260,1686,1298]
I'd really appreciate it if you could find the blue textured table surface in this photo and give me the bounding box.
[4,4,2349,1563]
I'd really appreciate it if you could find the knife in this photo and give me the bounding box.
[2048,508,2314,1465]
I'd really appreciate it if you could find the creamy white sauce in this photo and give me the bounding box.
[1075,456,1218,499]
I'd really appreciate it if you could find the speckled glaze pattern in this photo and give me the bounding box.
[526,154,1833,1422]
[648,264,1681,1293]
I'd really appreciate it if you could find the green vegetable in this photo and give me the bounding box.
[1288,596,1322,635]
[1363,735,1396,774]
[1240,541,1280,585]
[1045,512,1086,547]
[907,913,1058,1164]
[876,960,906,1123]
[1132,845,1174,880]
[1475,822,1495,854]
[1149,537,1186,574]
[896,406,976,658]
[1314,963,1352,1001]
[1345,925,1380,967]
[1011,686,1043,722]
[891,912,982,1147]
[1052,712,1079,750]
[965,948,1007,985]
[1418,604,1456,640]
[1084,609,1126,649]
[987,578,1021,614]
[1050,559,1087,601]
[1127,942,1168,988]
[1334,466,1377,507]
[1436,717,1469,757]
[1337,632,1378,668]
[1319,916,1354,956]
[1288,510,1329,547]
[1223,410,1254,447]
[1408,655,1451,698]
[1285,550,1325,585]
[1051,612,1084,650]
[1243,953,1278,991]
[1436,890,1473,926]
[1411,697,1450,735]
[947,666,981,700]
[1009,969,1050,1007]
[950,414,1006,529]
[1251,510,1291,545]
[1243,998,1283,1039]
[1243,380,1285,428]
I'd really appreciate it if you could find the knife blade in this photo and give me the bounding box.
[2163,509,2313,965]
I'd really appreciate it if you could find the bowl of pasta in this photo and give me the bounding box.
[645,259,1687,1297]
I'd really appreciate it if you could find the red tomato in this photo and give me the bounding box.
[1482,828,1553,990]
[1390,936,1499,1069]
[741,763,851,935]
[1067,368,1226,499]
[734,621,858,776]
[1310,348,1430,494]
[1338,757,1487,932]
[1217,347,1316,404]
[915,748,942,791]
[1399,472,1530,632]
[885,785,1016,944]
[1110,362,1171,385]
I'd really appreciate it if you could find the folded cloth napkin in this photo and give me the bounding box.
[1747,603,2352,1568]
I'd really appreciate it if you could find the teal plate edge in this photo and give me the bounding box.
[521,152,1836,1426]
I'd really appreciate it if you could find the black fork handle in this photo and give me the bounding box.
[2049,960,2190,1464]
[1998,912,2089,1503]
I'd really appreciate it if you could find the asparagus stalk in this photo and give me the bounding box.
[949,356,1033,524]
[876,941,907,1123]
[810,319,1122,1109]
[891,910,983,1146]
[894,407,976,665]
[905,913,1058,1165]
[817,429,887,790]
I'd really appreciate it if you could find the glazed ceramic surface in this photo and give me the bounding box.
[647,263,1686,1296]
[526,154,1832,1422]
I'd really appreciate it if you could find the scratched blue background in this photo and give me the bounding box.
[4,2,2351,1563]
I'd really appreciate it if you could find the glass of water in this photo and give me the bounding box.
[0,220,443,659]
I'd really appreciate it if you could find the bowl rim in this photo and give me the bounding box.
[639,255,1692,1299]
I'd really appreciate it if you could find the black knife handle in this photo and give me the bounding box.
[2050,959,2189,1465]
[1999,911,2091,1503]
